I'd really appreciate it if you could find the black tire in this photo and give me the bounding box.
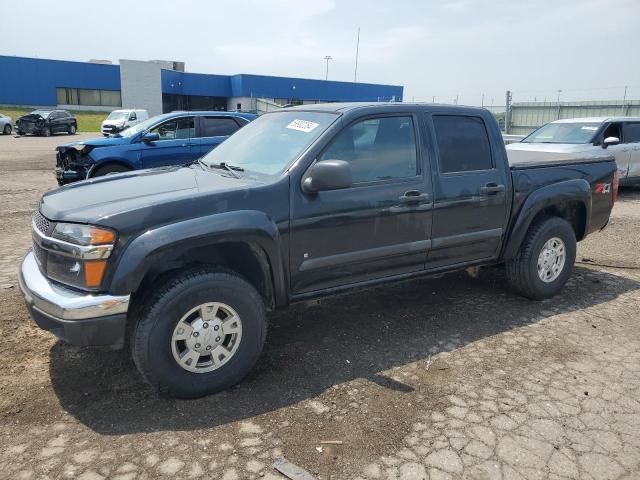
[41,127,51,137]
[17,130,24,136]
[2,124,10,135]
[131,269,267,398]
[92,164,130,177]
[505,216,576,300]
[68,124,76,135]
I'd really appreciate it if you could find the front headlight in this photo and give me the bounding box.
[52,223,115,246]
[47,223,116,289]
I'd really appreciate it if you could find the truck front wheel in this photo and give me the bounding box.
[131,270,267,398]
[505,216,576,300]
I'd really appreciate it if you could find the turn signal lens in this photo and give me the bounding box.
[84,260,107,288]
[90,227,116,244]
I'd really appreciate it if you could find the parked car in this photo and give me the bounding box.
[0,113,12,135]
[16,109,77,136]
[19,103,617,398]
[101,109,149,136]
[55,111,256,185]
[507,117,640,185]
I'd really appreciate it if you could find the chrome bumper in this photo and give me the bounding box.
[19,251,130,348]
[19,250,129,320]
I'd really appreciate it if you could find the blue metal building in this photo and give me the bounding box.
[0,55,403,115]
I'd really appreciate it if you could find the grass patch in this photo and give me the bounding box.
[0,106,108,132]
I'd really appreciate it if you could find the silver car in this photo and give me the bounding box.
[507,117,640,185]
[0,113,12,135]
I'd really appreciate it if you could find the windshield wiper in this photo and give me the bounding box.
[208,161,244,178]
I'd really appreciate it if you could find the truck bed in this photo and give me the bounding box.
[507,149,615,170]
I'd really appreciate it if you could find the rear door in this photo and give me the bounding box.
[623,121,640,179]
[196,116,243,155]
[427,113,510,268]
[141,116,198,168]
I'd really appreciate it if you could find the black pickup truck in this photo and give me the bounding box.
[19,103,618,398]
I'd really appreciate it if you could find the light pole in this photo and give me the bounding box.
[324,55,332,80]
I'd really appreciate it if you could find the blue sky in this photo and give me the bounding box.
[1,0,639,104]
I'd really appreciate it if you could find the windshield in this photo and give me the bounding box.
[107,111,128,120]
[201,111,338,175]
[31,110,51,118]
[117,116,163,137]
[522,122,601,144]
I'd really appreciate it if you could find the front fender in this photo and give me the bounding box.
[89,145,141,171]
[502,179,592,260]
[108,210,287,305]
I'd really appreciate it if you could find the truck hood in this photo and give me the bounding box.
[39,164,259,223]
[57,135,132,150]
[506,143,597,153]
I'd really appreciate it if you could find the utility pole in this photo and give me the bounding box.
[505,90,512,134]
[622,85,628,115]
[556,89,562,120]
[324,55,332,81]
[481,93,485,107]
[354,28,360,82]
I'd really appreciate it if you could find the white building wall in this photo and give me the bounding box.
[119,59,163,117]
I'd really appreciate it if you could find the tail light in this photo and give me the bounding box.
[612,170,619,206]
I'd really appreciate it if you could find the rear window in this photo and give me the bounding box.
[626,123,640,143]
[200,117,240,137]
[433,115,493,173]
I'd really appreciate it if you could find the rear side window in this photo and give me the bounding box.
[626,123,640,143]
[319,116,418,183]
[433,115,493,173]
[200,117,240,137]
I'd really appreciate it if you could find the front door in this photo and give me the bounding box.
[600,122,632,179]
[141,116,198,168]
[428,113,510,268]
[289,113,433,294]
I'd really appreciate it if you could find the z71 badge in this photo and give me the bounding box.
[594,183,611,194]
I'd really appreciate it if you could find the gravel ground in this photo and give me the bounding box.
[1,134,639,480]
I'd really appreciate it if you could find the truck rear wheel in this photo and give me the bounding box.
[92,164,130,177]
[131,269,267,398]
[505,216,576,300]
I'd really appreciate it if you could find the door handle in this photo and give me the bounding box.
[479,183,505,195]
[399,190,431,204]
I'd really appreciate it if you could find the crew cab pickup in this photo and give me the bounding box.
[55,111,256,184]
[19,103,618,398]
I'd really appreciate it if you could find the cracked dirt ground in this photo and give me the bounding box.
[1,134,639,480]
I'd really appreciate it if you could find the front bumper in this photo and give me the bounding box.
[18,250,130,348]
[55,167,83,185]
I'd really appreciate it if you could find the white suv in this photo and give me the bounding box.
[101,109,148,136]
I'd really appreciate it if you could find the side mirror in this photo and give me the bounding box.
[142,132,160,143]
[302,160,352,193]
[602,136,620,149]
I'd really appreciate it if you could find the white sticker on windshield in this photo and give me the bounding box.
[286,119,320,133]
[581,126,598,131]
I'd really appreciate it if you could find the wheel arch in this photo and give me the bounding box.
[87,159,134,178]
[502,179,591,260]
[109,211,287,309]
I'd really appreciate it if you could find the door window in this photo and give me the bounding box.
[433,115,493,173]
[150,117,195,140]
[129,112,137,121]
[319,116,418,183]
[625,123,640,143]
[200,117,240,137]
[602,123,622,141]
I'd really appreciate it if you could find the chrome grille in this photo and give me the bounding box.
[32,241,47,268]
[33,210,54,236]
